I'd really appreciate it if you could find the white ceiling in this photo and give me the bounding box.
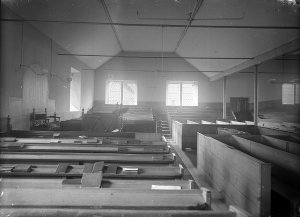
[2,0,300,78]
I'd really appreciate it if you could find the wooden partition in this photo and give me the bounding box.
[211,134,300,216]
[172,121,261,150]
[0,208,245,217]
[197,133,271,217]
[229,135,300,179]
[249,135,300,156]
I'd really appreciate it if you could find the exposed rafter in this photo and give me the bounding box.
[57,53,252,60]
[98,0,123,51]
[210,38,300,81]
[174,0,204,51]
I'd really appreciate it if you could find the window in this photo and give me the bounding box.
[105,80,137,105]
[166,81,198,106]
[70,67,81,111]
[282,83,300,105]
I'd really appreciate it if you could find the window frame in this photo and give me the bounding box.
[166,81,198,107]
[282,83,300,105]
[105,79,138,105]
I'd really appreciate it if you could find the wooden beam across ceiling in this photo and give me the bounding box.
[210,38,300,81]
[2,18,300,30]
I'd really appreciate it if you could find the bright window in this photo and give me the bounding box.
[70,67,81,111]
[106,80,137,105]
[166,81,198,106]
[282,83,300,105]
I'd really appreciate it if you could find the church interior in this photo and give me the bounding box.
[0,0,299,216]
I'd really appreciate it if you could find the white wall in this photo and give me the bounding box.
[94,51,299,107]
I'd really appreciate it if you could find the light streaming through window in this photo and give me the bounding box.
[166,81,198,106]
[106,80,137,105]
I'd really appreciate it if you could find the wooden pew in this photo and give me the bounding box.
[230,121,246,125]
[187,120,199,124]
[0,152,176,164]
[260,135,300,156]
[197,133,271,217]
[0,188,209,210]
[0,208,248,217]
[210,134,300,216]
[216,120,230,125]
[172,120,261,150]
[0,162,184,179]
[263,135,300,155]
[0,178,194,189]
[1,137,166,146]
[0,143,170,154]
[229,135,300,180]
[201,120,215,124]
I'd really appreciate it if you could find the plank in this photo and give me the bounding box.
[197,133,271,217]
[263,135,300,155]
[232,135,300,177]
[0,178,194,190]
[0,143,170,154]
[0,163,183,179]
[0,153,175,164]
[135,133,162,141]
[0,188,207,209]
[201,120,215,124]
[230,121,246,125]
[216,120,230,125]
[0,208,237,217]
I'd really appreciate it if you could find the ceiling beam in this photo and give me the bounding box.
[174,0,204,51]
[210,37,300,81]
[98,0,123,50]
[57,53,252,60]
[2,18,300,29]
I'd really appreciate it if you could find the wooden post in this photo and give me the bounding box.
[254,65,258,125]
[81,108,84,117]
[6,115,11,132]
[223,76,227,119]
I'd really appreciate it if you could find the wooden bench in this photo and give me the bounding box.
[211,134,300,216]
[0,207,252,217]
[0,152,176,164]
[0,143,170,154]
[172,120,261,150]
[197,133,271,217]
[0,188,210,210]
[0,162,184,179]
[0,177,194,189]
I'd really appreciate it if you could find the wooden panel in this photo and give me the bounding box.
[8,97,24,130]
[197,133,270,217]
[0,163,183,179]
[135,133,161,141]
[0,153,175,164]
[22,68,49,114]
[232,135,300,178]
[81,113,119,132]
[201,120,215,124]
[173,124,258,150]
[216,120,230,125]
[230,121,246,125]
[0,178,194,190]
[0,143,170,154]
[47,99,55,114]
[187,120,199,124]
[0,188,206,209]
[263,135,300,155]
[0,208,237,217]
